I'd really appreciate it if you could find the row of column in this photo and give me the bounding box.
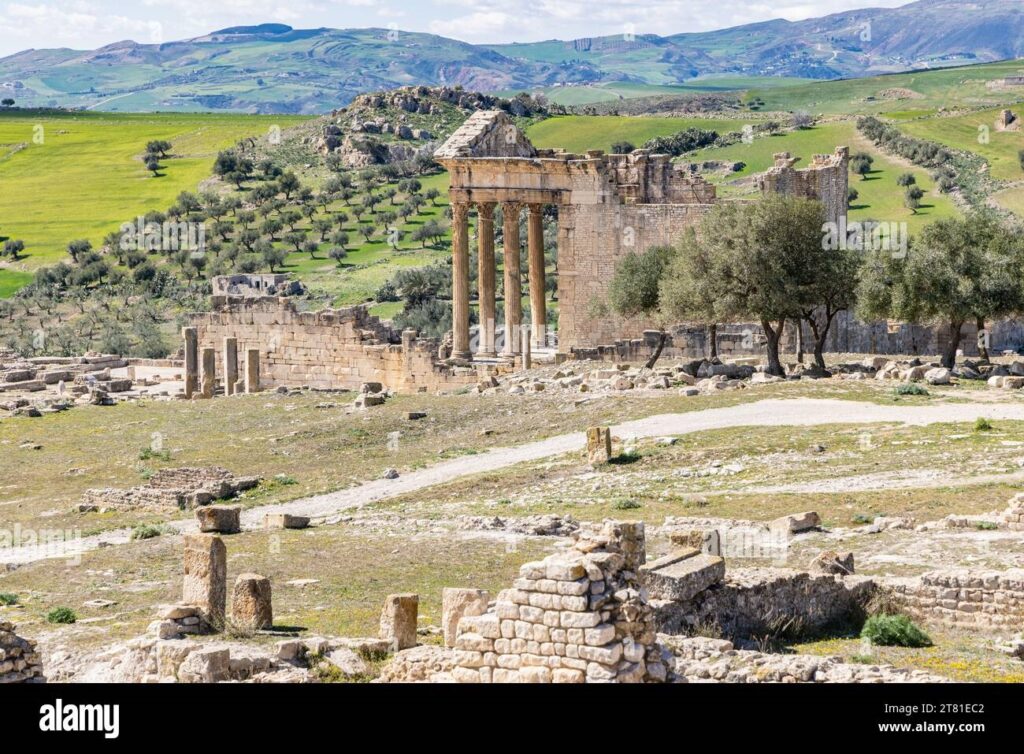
[182,327,261,398]
[451,201,547,361]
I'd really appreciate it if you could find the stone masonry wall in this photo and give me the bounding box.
[190,297,485,393]
[885,569,1024,629]
[451,521,663,683]
[0,622,44,683]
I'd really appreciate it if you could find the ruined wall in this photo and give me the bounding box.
[651,567,876,639]
[451,521,664,683]
[885,569,1024,629]
[190,298,484,393]
[755,149,849,225]
[0,622,44,683]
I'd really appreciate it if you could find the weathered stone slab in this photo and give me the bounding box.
[586,426,612,465]
[640,549,725,602]
[263,513,310,530]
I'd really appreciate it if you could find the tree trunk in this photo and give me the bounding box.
[795,321,804,364]
[762,318,786,376]
[708,323,718,359]
[942,319,964,369]
[645,330,667,370]
[976,316,990,363]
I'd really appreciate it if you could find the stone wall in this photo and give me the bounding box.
[451,521,664,683]
[0,622,44,683]
[755,149,849,225]
[885,569,1024,629]
[190,297,488,393]
[650,567,876,639]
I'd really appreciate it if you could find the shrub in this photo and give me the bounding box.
[131,524,168,540]
[894,383,928,396]
[46,607,77,624]
[974,417,993,432]
[139,447,171,461]
[852,513,874,525]
[0,593,18,606]
[612,498,642,510]
[861,614,931,647]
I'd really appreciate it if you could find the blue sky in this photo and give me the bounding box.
[0,0,914,56]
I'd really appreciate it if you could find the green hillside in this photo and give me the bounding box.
[526,115,756,154]
[0,110,309,281]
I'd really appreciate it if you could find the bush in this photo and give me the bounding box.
[0,593,18,606]
[974,417,993,432]
[861,614,932,647]
[131,524,168,540]
[46,607,77,624]
[612,498,642,510]
[894,383,928,396]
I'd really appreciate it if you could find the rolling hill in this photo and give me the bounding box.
[1,0,1023,113]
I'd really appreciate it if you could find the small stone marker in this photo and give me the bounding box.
[232,573,273,630]
[586,426,612,465]
[182,533,227,629]
[196,505,241,534]
[379,593,419,650]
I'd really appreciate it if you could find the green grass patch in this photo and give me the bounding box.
[45,606,77,624]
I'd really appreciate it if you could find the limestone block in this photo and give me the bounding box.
[379,593,419,650]
[639,549,725,602]
[196,505,241,534]
[769,511,821,534]
[263,513,310,530]
[182,533,227,627]
[442,588,490,648]
[177,647,230,683]
[232,573,273,631]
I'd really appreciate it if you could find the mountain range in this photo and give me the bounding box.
[1,0,1022,113]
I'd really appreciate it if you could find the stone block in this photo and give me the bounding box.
[769,511,821,535]
[182,533,227,628]
[196,505,241,534]
[379,593,418,650]
[177,647,230,683]
[639,548,725,602]
[263,513,310,530]
[442,588,490,648]
[232,573,273,631]
[586,426,612,465]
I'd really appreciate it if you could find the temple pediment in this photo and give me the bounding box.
[434,110,537,160]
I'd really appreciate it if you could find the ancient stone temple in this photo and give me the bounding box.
[434,110,849,356]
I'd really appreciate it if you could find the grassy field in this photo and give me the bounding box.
[746,59,1024,116]
[900,107,1024,181]
[688,122,959,231]
[497,77,813,106]
[0,109,310,270]
[526,114,757,154]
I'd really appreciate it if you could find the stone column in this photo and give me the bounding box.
[451,202,471,360]
[442,588,489,648]
[232,573,272,631]
[223,337,238,396]
[182,326,198,398]
[200,347,216,399]
[476,202,497,357]
[244,349,261,393]
[380,593,419,651]
[502,201,523,356]
[527,203,547,349]
[521,326,532,370]
[183,533,226,629]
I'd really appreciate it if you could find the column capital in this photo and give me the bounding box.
[451,201,470,223]
[528,202,543,217]
[501,200,524,215]
[476,201,496,219]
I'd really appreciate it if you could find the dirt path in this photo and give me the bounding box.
[6,397,1024,566]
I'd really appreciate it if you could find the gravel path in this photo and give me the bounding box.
[6,397,1024,566]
